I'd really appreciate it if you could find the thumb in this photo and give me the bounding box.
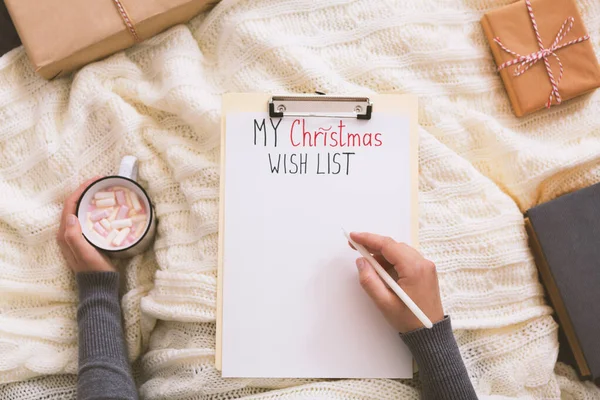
[64,215,96,263]
[356,258,396,312]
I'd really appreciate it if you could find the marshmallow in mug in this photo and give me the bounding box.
[83,186,149,249]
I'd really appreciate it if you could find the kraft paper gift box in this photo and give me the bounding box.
[5,0,216,79]
[481,0,600,117]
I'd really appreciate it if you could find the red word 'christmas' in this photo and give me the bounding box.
[290,119,382,148]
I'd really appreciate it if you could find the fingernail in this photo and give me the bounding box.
[356,258,366,271]
[67,215,78,226]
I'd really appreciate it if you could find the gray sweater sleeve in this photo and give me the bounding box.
[76,272,138,400]
[75,273,472,400]
[400,316,478,400]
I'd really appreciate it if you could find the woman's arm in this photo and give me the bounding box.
[401,316,477,400]
[77,272,138,400]
[350,232,477,400]
[58,179,138,400]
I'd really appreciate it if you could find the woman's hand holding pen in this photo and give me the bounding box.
[350,232,444,333]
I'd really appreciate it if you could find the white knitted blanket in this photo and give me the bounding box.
[1,0,600,398]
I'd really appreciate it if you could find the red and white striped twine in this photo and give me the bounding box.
[111,0,141,43]
[493,0,590,108]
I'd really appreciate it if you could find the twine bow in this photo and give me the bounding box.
[493,0,590,108]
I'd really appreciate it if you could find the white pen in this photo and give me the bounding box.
[343,228,433,329]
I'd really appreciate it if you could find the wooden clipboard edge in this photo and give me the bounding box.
[216,97,225,371]
[216,93,420,371]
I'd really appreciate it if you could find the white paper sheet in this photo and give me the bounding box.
[222,112,414,378]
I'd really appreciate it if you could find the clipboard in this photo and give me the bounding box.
[216,93,419,373]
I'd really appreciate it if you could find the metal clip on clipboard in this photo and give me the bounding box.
[269,95,373,120]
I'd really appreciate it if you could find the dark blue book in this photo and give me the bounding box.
[525,182,600,384]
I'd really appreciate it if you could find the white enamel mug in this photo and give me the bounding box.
[76,156,156,258]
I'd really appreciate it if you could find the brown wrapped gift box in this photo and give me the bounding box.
[481,0,600,116]
[5,0,215,79]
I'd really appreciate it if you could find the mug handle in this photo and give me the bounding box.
[118,156,138,181]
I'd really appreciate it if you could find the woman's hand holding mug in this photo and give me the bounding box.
[58,156,157,271]
[57,177,115,273]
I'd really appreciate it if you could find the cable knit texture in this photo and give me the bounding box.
[0,0,599,399]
